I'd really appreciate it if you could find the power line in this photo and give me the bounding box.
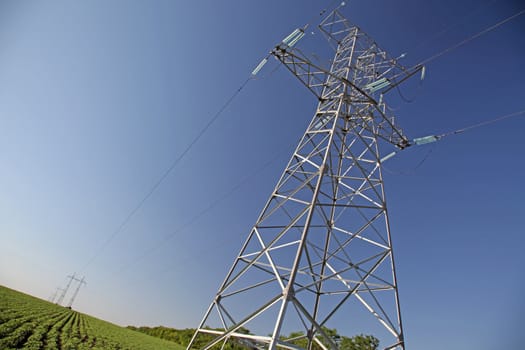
[77,2,523,294]
[78,2,348,274]
[113,146,289,276]
[437,109,525,138]
[407,0,499,53]
[109,5,525,280]
[417,8,525,66]
[380,108,525,166]
[86,2,352,279]
[382,147,435,176]
[114,107,525,282]
[80,77,252,272]
[393,7,524,105]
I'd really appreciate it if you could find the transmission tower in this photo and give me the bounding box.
[55,273,76,306]
[48,287,61,303]
[66,276,86,308]
[188,9,421,350]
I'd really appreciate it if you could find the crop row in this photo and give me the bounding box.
[0,308,102,350]
[1,286,177,350]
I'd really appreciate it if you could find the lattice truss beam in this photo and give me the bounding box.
[188,10,417,350]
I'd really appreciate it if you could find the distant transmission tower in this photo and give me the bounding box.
[66,276,86,308]
[48,287,61,303]
[56,273,76,306]
[188,9,421,350]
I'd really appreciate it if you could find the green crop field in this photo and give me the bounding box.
[0,285,185,350]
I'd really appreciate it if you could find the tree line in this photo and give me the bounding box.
[127,325,379,350]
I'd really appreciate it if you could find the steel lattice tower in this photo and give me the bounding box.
[188,10,421,350]
[56,273,76,306]
[66,276,86,308]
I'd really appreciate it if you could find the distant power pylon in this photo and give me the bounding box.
[48,287,62,303]
[55,273,76,306]
[189,9,422,350]
[66,276,86,308]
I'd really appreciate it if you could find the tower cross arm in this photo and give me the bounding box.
[270,11,424,151]
[271,44,377,105]
[271,43,412,149]
[363,101,411,150]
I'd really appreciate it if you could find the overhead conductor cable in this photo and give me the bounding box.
[380,109,525,164]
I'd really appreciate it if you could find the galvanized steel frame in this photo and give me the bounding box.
[188,10,417,350]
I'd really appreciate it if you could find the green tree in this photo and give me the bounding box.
[127,324,379,350]
[283,328,378,350]
[340,334,379,350]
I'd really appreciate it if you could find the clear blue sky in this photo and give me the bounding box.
[1,0,524,349]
